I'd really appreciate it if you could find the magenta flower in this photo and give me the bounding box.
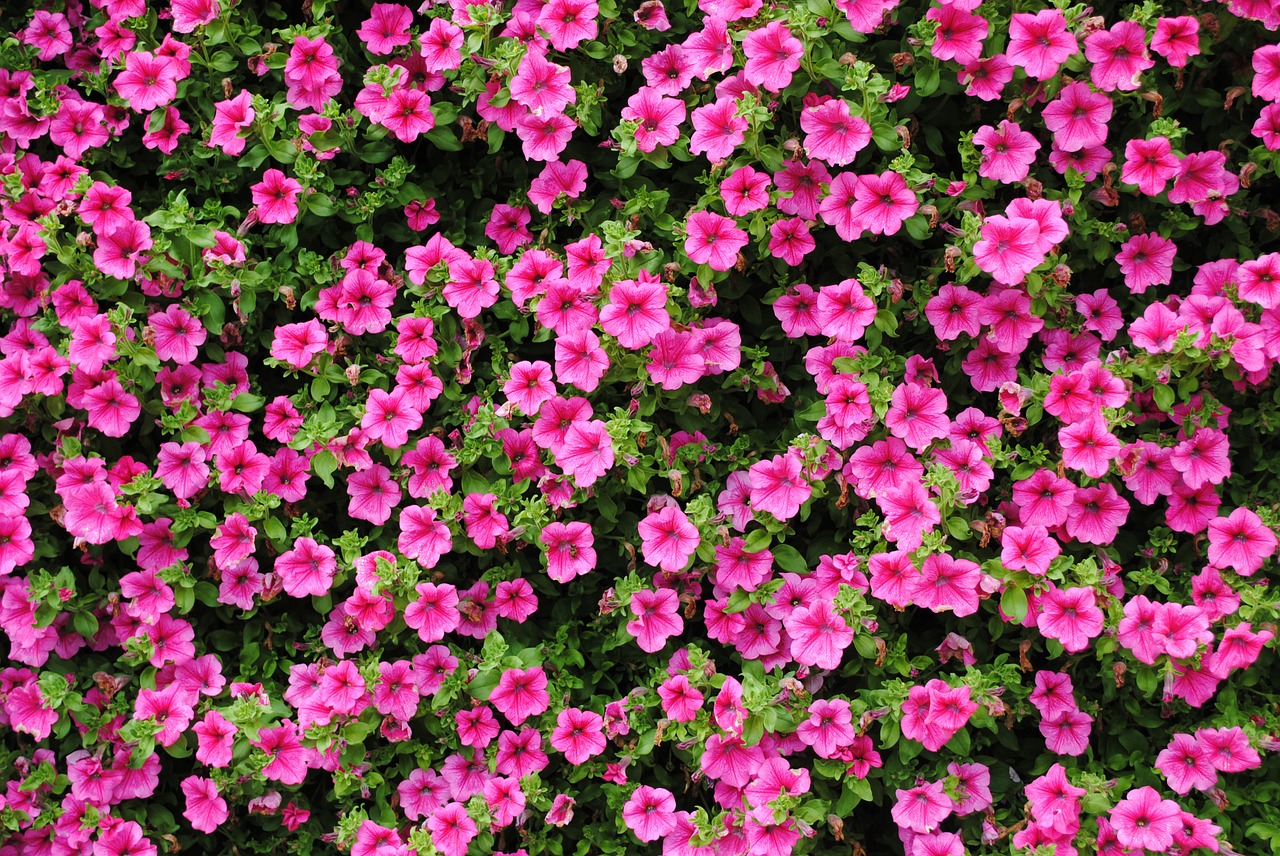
[134,685,195,746]
[973,121,1041,184]
[22,10,73,59]
[1041,81,1112,152]
[1211,623,1274,673]
[208,90,255,155]
[1110,787,1184,852]
[1037,586,1104,652]
[850,171,919,236]
[815,278,876,342]
[1116,232,1176,293]
[742,21,802,91]
[1000,525,1059,576]
[720,165,772,215]
[1156,733,1218,795]
[251,169,302,225]
[622,87,685,152]
[398,506,453,569]
[768,217,816,266]
[428,803,478,856]
[973,216,1044,285]
[1007,9,1079,79]
[1084,20,1154,92]
[540,520,596,583]
[274,537,336,598]
[180,776,228,834]
[689,98,747,162]
[892,781,952,834]
[600,274,670,349]
[885,382,950,450]
[1239,253,1280,308]
[684,210,749,271]
[796,698,855,758]
[489,666,550,726]
[638,505,700,572]
[747,453,812,521]
[622,785,678,842]
[926,3,987,64]
[94,220,153,280]
[359,388,425,450]
[646,329,704,390]
[657,674,704,722]
[381,87,436,143]
[495,727,550,779]
[785,600,853,669]
[1059,414,1121,478]
[958,54,1014,100]
[1025,764,1085,836]
[1122,137,1181,195]
[1254,103,1280,147]
[1195,726,1262,773]
[1207,507,1277,576]
[537,0,598,50]
[194,711,237,767]
[516,111,577,162]
[443,257,500,319]
[912,553,981,616]
[556,418,615,487]
[6,683,58,740]
[511,52,576,115]
[1152,16,1200,66]
[347,463,401,526]
[925,283,983,341]
[1040,707,1093,756]
[700,732,763,787]
[1029,671,1077,720]
[113,51,179,113]
[550,707,606,764]
[356,3,413,53]
[503,360,556,416]
[627,588,684,652]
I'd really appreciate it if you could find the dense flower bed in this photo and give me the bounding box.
[2,0,1280,854]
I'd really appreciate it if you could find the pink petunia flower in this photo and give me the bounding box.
[684,211,749,271]
[1007,9,1078,79]
[892,781,953,834]
[1116,232,1176,293]
[1207,507,1277,576]
[623,786,678,842]
[638,505,700,572]
[180,776,228,833]
[742,21,803,91]
[1037,586,1104,652]
[1109,787,1184,853]
[550,707,606,764]
[627,588,684,652]
[748,453,812,521]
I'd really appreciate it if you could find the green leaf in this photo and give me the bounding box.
[1000,586,1028,623]
[73,611,99,638]
[772,544,807,573]
[311,450,337,488]
[724,588,752,614]
[425,126,463,152]
[263,516,287,543]
[231,392,264,413]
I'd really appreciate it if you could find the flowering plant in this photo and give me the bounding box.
[1,0,1280,855]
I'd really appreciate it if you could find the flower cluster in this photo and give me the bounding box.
[0,0,1279,856]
